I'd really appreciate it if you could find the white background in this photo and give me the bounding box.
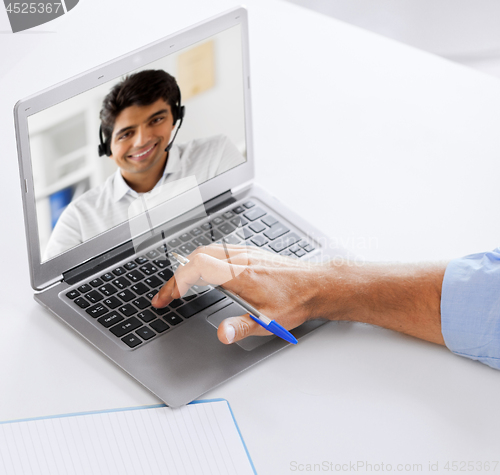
[2,1,500,474]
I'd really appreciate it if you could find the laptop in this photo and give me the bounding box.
[14,7,336,407]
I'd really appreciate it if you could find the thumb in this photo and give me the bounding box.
[217,314,262,344]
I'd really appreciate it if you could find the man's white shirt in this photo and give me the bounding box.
[43,135,245,260]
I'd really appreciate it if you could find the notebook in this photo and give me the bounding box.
[0,399,256,475]
[14,7,337,407]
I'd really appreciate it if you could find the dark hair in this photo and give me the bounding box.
[99,69,180,142]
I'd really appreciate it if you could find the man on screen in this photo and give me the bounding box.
[44,70,244,260]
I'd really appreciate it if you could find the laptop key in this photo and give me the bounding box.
[99,283,118,296]
[231,216,248,228]
[222,211,234,219]
[249,221,266,233]
[304,244,315,252]
[193,235,211,247]
[74,297,90,309]
[135,256,148,264]
[212,217,224,226]
[169,299,183,309]
[250,235,268,247]
[176,290,226,319]
[126,270,145,283]
[101,272,114,282]
[158,269,174,281]
[110,317,141,337]
[117,289,135,302]
[103,296,121,309]
[124,261,138,270]
[201,223,212,231]
[263,223,289,240]
[167,238,182,247]
[113,267,126,276]
[206,230,223,242]
[86,290,104,304]
[98,311,124,328]
[179,233,191,242]
[77,283,92,293]
[90,278,103,288]
[66,290,80,300]
[150,319,170,333]
[137,309,156,323]
[262,215,279,227]
[146,250,160,259]
[163,313,183,326]
[145,276,163,288]
[152,306,170,316]
[153,258,169,269]
[237,228,253,240]
[243,201,255,208]
[243,207,266,221]
[118,304,137,317]
[223,235,240,245]
[157,243,169,254]
[130,282,149,295]
[139,263,158,275]
[295,249,306,258]
[122,334,142,348]
[269,232,301,252]
[86,304,108,318]
[190,227,203,237]
[232,205,245,214]
[219,223,235,235]
[132,297,150,310]
[179,242,196,255]
[146,290,158,300]
[113,277,131,289]
[136,326,156,340]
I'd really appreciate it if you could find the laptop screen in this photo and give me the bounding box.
[27,25,246,263]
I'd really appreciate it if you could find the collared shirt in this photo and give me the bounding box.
[44,135,245,260]
[441,247,500,369]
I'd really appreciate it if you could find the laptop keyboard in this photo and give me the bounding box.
[63,200,317,350]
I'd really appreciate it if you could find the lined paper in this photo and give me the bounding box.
[0,400,255,475]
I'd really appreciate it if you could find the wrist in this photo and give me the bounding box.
[304,260,361,322]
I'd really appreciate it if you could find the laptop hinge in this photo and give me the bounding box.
[63,241,137,286]
[204,190,235,215]
[63,190,236,286]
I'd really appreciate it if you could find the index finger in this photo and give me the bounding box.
[153,251,249,308]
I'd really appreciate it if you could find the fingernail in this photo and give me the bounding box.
[152,294,158,306]
[225,324,235,343]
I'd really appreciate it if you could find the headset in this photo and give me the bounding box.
[98,85,185,157]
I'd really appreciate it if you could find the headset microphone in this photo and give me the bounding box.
[164,89,185,154]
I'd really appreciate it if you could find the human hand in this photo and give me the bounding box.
[152,244,326,344]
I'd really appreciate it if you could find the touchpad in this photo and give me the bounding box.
[206,303,275,351]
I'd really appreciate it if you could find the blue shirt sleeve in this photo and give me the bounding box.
[441,247,500,369]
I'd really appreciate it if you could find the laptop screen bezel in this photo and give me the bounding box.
[14,7,254,291]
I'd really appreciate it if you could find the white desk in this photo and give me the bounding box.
[2,1,500,473]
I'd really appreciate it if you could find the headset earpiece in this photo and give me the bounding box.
[98,125,111,157]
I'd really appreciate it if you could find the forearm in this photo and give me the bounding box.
[311,262,447,345]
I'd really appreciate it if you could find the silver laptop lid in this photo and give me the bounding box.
[14,7,254,290]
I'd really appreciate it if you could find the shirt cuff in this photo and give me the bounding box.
[441,248,500,370]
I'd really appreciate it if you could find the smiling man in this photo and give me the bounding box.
[44,70,244,260]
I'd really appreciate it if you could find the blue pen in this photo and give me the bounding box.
[170,251,298,345]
